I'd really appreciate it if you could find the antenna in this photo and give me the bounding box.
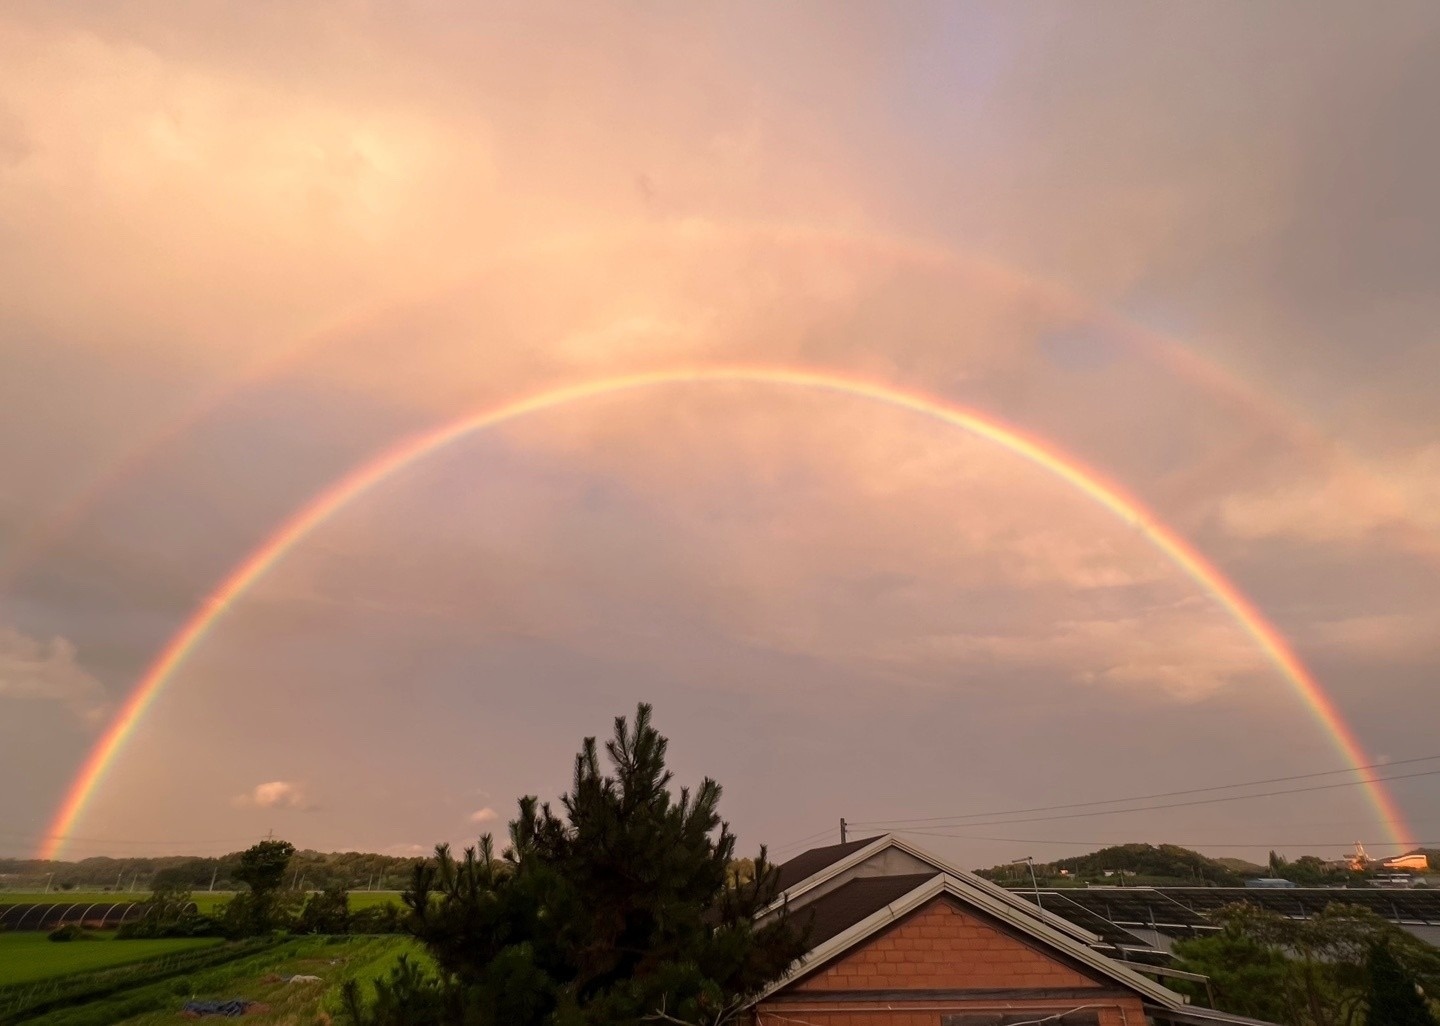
[1010,856,1043,914]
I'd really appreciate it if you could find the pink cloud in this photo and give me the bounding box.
[231,780,311,810]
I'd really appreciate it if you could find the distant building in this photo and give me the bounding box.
[1383,853,1431,872]
[1372,873,1421,889]
[1245,877,1297,888]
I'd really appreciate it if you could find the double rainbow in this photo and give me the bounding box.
[38,365,1413,858]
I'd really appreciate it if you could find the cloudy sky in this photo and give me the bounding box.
[3,2,1438,869]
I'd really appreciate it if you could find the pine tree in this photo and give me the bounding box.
[1365,942,1437,1026]
[345,704,808,1026]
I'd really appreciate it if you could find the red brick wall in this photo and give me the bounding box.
[752,1002,1147,1026]
[753,896,1152,1026]
[795,897,1098,992]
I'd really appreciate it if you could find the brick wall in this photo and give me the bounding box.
[753,1003,1147,1026]
[796,897,1099,992]
[754,896,1152,1026]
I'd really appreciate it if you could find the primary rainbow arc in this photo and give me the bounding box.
[39,365,1413,859]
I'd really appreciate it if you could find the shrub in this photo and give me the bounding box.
[349,904,405,935]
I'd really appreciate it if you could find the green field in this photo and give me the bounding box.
[0,890,405,914]
[0,933,223,986]
[19,935,424,1026]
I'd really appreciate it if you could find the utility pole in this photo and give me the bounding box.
[44,872,54,894]
[208,865,218,892]
[840,819,847,844]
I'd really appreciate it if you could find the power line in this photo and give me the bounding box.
[892,830,1434,853]
[771,826,844,856]
[851,768,1440,831]
[850,753,1440,829]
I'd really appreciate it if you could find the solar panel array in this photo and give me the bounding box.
[1014,891,1150,946]
[1042,889,1214,933]
[1005,885,1440,946]
[1152,887,1440,925]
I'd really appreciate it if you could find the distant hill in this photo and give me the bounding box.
[1214,857,1267,876]
[976,843,1250,886]
[1052,844,1247,884]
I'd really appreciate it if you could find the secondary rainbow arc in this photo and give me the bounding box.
[39,365,1414,859]
[12,220,1438,604]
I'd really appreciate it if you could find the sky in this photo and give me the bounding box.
[2,1,1438,870]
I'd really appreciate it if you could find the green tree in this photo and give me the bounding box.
[1365,943,1437,1026]
[1175,903,1440,1026]
[298,884,351,934]
[118,881,212,938]
[223,838,297,936]
[1171,922,1291,1022]
[235,839,295,894]
[345,703,808,1026]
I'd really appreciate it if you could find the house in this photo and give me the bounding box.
[749,834,1280,1026]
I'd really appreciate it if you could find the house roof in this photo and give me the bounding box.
[768,833,1102,947]
[754,872,1186,1010]
[792,873,939,948]
[758,834,1285,1026]
[774,836,884,893]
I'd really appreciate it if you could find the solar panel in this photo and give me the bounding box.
[1014,891,1148,946]
[1041,888,1212,931]
[1004,885,1440,937]
[1152,888,1440,926]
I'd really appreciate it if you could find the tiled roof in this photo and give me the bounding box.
[774,835,884,893]
[792,872,938,947]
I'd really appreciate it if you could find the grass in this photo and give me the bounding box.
[0,933,223,986]
[21,935,425,1026]
[348,892,406,911]
[0,890,405,914]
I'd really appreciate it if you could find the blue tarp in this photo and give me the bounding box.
[181,999,255,1017]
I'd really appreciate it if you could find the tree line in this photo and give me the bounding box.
[1,849,428,893]
[1173,902,1440,1025]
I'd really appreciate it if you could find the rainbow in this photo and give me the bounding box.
[10,219,1439,599]
[38,365,1414,858]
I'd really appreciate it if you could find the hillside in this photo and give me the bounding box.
[1214,857,1267,876]
[976,844,1249,886]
